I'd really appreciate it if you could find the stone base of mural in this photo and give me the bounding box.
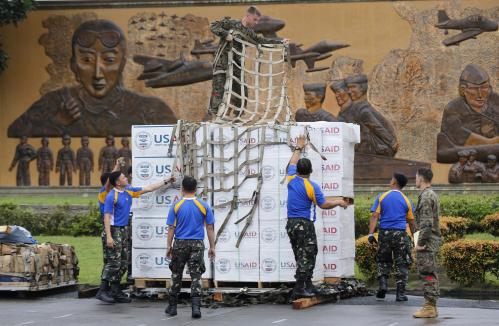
[354,153,431,184]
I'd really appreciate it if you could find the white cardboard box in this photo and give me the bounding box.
[214,250,260,282]
[132,125,177,158]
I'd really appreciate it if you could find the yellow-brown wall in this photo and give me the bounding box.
[0,1,495,186]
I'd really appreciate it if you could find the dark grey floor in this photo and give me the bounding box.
[1,294,498,326]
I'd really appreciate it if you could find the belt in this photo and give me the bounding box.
[379,228,406,232]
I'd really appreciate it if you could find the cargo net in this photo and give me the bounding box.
[214,32,291,125]
[169,121,325,248]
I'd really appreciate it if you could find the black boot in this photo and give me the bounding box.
[376,275,388,300]
[396,282,408,302]
[96,281,115,303]
[293,279,314,299]
[111,281,132,303]
[165,294,178,316]
[191,296,202,319]
[305,278,320,296]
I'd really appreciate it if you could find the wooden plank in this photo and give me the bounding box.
[324,277,341,284]
[292,297,322,309]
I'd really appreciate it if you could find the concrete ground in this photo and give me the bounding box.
[1,294,498,326]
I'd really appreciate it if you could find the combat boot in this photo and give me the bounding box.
[111,281,132,303]
[376,275,388,300]
[305,278,320,295]
[413,300,438,318]
[165,294,178,316]
[395,282,408,302]
[293,279,314,299]
[96,281,115,303]
[191,296,202,318]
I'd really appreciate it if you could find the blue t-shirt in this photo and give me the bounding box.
[97,186,108,218]
[103,187,143,226]
[370,190,414,230]
[166,197,214,240]
[286,165,326,222]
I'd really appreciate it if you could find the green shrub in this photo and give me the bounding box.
[354,194,499,238]
[440,240,499,286]
[355,234,378,282]
[440,216,468,242]
[481,213,499,237]
[0,203,101,236]
[439,194,499,232]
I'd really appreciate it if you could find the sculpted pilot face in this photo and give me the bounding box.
[460,81,491,111]
[304,90,322,109]
[333,88,350,107]
[347,83,365,101]
[71,20,127,99]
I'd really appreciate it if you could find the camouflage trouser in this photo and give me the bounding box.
[376,229,412,284]
[286,218,318,281]
[127,215,133,279]
[101,226,130,282]
[416,250,439,303]
[209,71,247,115]
[100,230,107,267]
[169,239,205,297]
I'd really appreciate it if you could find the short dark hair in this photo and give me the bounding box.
[100,172,111,186]
[109,171,122,187]
[393,172,408,189]
[127,166,132,176]
[247,5,261,16]
[417,168,433,183]
[182,176,197,193]
[296,158,313,175]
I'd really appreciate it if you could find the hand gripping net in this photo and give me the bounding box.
[214,32,291,125]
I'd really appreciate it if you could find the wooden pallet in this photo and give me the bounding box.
[134,278,212,289]
[0,280,77,292]
[213,280,296,289]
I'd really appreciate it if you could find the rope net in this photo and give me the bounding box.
[214,33,291,125]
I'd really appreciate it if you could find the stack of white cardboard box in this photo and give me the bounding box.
[131,122,359,283]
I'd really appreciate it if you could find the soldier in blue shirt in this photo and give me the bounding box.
[98,170,175,304]
[165,176,215,319]
[368,173,416,302]
[286,135,350,298]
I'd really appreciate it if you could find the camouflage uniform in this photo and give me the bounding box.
[209,18,282,114]
[169,239,206,297]
[286,218,318,281]
[415,187,441,303]
[101,226,130,282]
[377,229,412,284]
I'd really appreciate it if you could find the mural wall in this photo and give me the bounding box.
[0,0,497,186]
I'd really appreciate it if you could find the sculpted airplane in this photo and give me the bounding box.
[435,10,498,46]
[288,40,350,72]
[133,54,212,88]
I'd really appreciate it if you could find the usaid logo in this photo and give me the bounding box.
[216,258,231,273]
[322,127,341,136]
[137,193,154,210]
[261,196,276,212]
[239,166,258,177]
[322,163,342,173]
[323,244,338,254]
[235,260,258,271]
[324,263,337,271]
[218,229,231,243]
[262,165,275,181]
[322,182,340,191]
[239,136,257,147]
[261,227,277,243]
[135,253,153,271]
[321,145,341,154]
[235,230,258,240]
[155,194,181,206]
[261,258,277,273]
[136,162,153,180]
[322,209,337,218]
[323,226,338,236]
[135,222,153,241]
[153,134,173,145]
[155,256,170,266]
[280,260,296,270]
[135,131,152,149]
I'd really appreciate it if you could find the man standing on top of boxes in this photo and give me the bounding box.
[97,170,175,304]
[165,176,215,319]
[286,135,350,298]
[367,173,416,302]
